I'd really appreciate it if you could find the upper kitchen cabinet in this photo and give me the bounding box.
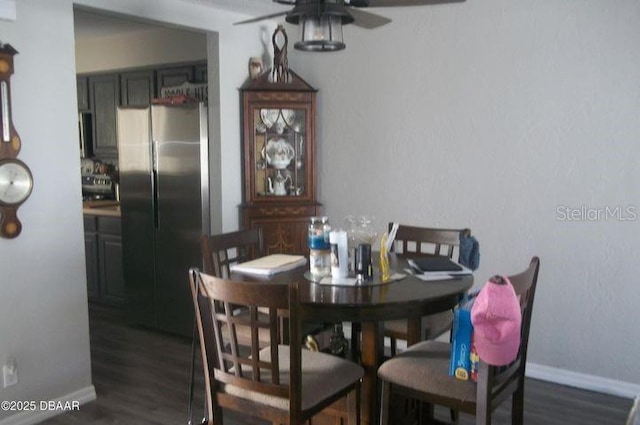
[155,62,207,91]
[194,63,208,83]
[77,76,90,112]
[156,65,194,91]
[120,70,154,107]
[89,74,120,158]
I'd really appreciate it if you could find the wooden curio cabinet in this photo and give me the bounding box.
[240,70,321,255]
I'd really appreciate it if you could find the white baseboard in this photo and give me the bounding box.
[0,385,96,425]
[525,363,640,399]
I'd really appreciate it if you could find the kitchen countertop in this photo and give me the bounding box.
[83,200,121,217]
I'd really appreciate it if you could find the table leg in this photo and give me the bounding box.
[406,317,421,346]
[360,321,384,425]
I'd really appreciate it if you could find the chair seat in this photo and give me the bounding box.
[225,345,364,412]
[377,340,476,403]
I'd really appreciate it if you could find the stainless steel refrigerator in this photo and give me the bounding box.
[117,103,209,336]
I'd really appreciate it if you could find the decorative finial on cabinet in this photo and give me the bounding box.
[271,25,291,83]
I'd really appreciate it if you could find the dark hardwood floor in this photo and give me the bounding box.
[42,303,632,425]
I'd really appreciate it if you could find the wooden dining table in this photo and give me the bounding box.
[231,253,473,425]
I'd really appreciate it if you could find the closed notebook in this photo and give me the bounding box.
[230,254,307,276]
[410,256,463,272]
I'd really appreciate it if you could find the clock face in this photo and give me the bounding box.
[0,159,33,206]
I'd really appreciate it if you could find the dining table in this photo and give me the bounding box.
[231,253,473,425]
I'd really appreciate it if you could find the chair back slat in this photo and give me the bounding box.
[389,224,465,259]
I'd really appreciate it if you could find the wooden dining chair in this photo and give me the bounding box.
[349,225,467,361]
[378,257,541,425]
[200,228,273,348]
[385,224,468,356]
[201,228,264,279]
[201,228,328,348]
[189,268,364,425]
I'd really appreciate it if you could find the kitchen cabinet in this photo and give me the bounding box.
[84,215,124,305]
[77,76,90,112]
[194,63,208,83]
[239,70,321,255]
[89,74,120,158]
[155,65,194,91]
[120,70,154,106]
[155,62,207,91]
[79,62,207,159]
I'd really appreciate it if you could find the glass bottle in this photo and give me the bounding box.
[309,216,331,277]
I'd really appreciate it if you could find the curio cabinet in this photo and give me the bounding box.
[240,70,322,255]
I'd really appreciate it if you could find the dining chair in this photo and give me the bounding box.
[201,227,328,349]
[385,224,469,356]
[189,268,364,425]
[349,225,468,362]
[377,256,541,425]
[201,228,264,279]
[200,228,274,348]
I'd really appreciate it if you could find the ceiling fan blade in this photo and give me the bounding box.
[349,8,392,29]
[365,0,465,7]
[234,11,288,25]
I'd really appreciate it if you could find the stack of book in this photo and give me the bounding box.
[230,254,307,276]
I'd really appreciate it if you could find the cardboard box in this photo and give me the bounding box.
[449,308,473,380]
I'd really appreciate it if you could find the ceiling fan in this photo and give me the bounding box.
[235,0,466,52]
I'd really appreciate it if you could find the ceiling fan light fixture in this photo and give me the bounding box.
[296,14,345,51]
[286,2,354,52]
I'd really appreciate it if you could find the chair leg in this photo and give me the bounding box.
[389,337,397,357]
[350,322,361,363]
[475,404,491,425]
[347,383,361,425]
[511,382,525,425]
[380,380,391,425]
[418,401,434,425]
[212,405,224,425]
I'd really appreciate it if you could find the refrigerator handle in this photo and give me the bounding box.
[152,168,159,229]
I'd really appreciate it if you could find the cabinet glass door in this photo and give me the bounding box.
[253,107,306,199]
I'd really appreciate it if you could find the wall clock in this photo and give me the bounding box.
[0,158,32,237]
[0,42,30,239]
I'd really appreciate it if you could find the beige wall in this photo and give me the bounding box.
[75,26,207,73]
[291,0,640,391]
[0,1,95,423]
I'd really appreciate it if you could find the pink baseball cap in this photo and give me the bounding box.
[470,276,522,366]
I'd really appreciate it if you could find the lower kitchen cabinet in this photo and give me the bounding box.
[84,215,124,305]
